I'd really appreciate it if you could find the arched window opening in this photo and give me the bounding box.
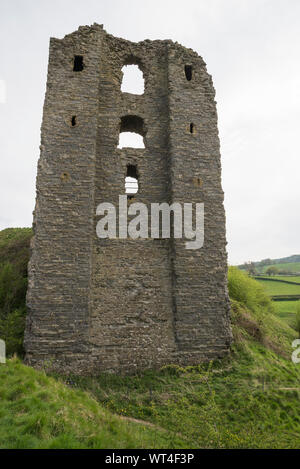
[118,115,146,149]
[190,123,194,134]
[185,65,193,81]
[71,116,77,127]
[121,57,144,94]
[125,164,138,197]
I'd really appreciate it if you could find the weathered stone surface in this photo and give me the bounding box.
[24,24,232,374]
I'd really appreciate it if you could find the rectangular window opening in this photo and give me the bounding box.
[185,65,193,81]
[73,55,84,72]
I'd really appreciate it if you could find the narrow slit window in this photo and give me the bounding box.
[190,123,194,133]
[73,55,84,72]
[71,116,77,127]
[185,65,193,81]
[125,165,138,196]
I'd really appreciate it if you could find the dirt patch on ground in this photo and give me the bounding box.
[234,309,289,359]
[236,311,264,342]
[118,415,169,434]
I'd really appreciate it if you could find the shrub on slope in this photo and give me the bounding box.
[0,228,32,356]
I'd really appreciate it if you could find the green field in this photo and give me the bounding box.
[255,276,300,331]
[256,279,300,296]
[274,301,300,327]
[261,262,300,274]
[273,276,300,284]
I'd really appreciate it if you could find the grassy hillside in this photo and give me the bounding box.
[0,358,184,449]
[35,269,300,447]
[261,262,300,274]
[0,230,300,448]
[239,256,300,275]
[2,288,300,448]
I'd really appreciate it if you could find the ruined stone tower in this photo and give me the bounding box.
[24,24,232,374]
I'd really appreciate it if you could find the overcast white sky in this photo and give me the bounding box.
[0,0,299,264]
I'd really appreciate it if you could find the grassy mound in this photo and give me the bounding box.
[0,358,185,449]
[0,231,300,448]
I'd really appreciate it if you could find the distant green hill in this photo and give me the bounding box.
[261,262,300,274]
[239,255,300,274]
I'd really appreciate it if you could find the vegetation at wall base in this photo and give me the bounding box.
[0,229,300,448]
[0,228,32,357]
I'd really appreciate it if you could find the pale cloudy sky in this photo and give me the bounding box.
[0,0,299,264]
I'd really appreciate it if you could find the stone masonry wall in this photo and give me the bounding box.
[24,24,232,374]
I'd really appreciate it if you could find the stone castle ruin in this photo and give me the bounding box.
[24,24,232,374]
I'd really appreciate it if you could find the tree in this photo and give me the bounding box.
[244,262,257,276]
[261,258,272,266]
[266,266,279,276]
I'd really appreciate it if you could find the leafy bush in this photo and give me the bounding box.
[0,262,28,357]
[0,228,32,357]
[0,307,26,356]
[0,262,27,315]
[228,266,274,314]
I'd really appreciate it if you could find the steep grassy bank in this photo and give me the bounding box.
[0,229,300,448]
[0,358,185,449]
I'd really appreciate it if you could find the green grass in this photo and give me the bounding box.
[274,301,300,327]
[256,279,300,296]
[0,358,185,449]
[273,276,300,284]
[261,262,300,274]
[48,268,300,449]
[1,233,300,448]
[61,318,300,448]
[255,276,300,330]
